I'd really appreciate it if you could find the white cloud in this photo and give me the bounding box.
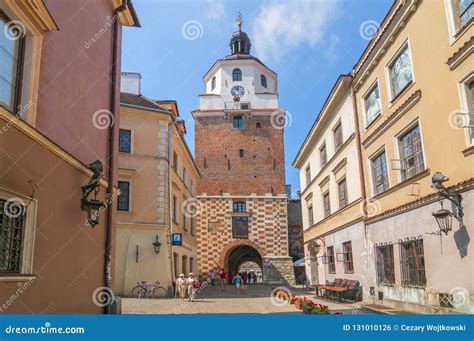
[251,0,341,64]
[206,0,226,19]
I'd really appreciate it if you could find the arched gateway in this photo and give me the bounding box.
[193,15,295,286]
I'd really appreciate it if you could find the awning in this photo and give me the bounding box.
[293,258,305,267]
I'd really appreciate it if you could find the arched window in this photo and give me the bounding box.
[211,76,216,90]
[261,74,267,88]
[232,68,242,82]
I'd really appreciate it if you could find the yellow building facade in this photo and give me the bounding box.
[114,74,199,296]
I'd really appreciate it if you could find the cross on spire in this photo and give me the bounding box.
[236,11,243,31]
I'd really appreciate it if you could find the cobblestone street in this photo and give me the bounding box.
[122,285,368,314]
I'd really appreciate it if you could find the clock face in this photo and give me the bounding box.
[231,86,245,98]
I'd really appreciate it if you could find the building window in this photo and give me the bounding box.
[232,68,242,81]
[0,11,25,115]
[400,238,426,286]
[261,74,267,88]
[190,257,194,273]
[333,122,343,152]
[190,217,195,236]
[173,252,179,278]
[0,198,25,273]
[182,255,187,275]
[371,151,389,195]
[172,195,178,224]
[308,205,314,226]
[232,216,249,239]
[398,124,425,181]
[233,115,244,128]
[323,192,330,218]
[256,122,261,129]
[375,244,395,285]
[364,82,382,125]
[233,201,246,212]
[456,0,474,27]
[338,178,348,209]
[117,181,130,211]
[320,143,327,167]
[119,129,132,153]
[183,167,187,186]
[238,149,244,158]
[462,79,474,144]
[182,198,187,230]
[305,165,311,186]
[173,151,178,172]
[211,76,216,90]
[327,246,336,273]
[342,241,354,273]
[190,180,195,195]
[389,45,413,99]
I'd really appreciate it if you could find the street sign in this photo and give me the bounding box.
[171,233,183,245]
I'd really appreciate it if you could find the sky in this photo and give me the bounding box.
[121,0,393,194]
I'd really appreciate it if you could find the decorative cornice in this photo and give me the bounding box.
[16,0,58,31]
[362,89,422,148]
[447,36,474,71]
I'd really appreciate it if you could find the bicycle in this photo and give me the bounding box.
[131,281,167,299]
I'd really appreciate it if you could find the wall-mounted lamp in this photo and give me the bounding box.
[432,201,453,235]
[152,235,162,254]
[431,172,464,233]
[81,160,105,227]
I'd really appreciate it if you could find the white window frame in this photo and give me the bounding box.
[443,0,474,44]
[362,79,383,127]
[367,146,390,197]
[457,71,474,146]
[0,187,37,280]
[117,179,133,212]
[119,127,134,154]
[385,39,416,105]
[393,118,428,184]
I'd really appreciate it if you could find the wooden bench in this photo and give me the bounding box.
[313,278,360,301]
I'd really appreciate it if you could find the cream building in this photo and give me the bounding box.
[114,73,199,296]
[293,75,365,296]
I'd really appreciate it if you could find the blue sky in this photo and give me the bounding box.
[121,0,393,193]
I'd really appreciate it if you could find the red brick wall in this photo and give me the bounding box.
[195,114,285,196]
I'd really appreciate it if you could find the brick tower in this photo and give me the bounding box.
[193,13,295,285]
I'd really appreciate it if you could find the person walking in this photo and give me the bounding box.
[176,274,187,303]
[186,273,197,302]
[232,273,243,294]
[241,272,248,291]
[219,268,227,292]
[209,270,215,287]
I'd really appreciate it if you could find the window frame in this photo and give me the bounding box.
[322,191,331,218]
[305,165,311,187]
[337,178,348,209]
[172,195,179,224]
[182,196,187,231]
[319,143,327,168]
[117,180,131,211]
[232,68,242,82]
[119,128,132,153]
[327,246,336,273]
[261,74,267,88]
[375,243,395,285]
[232,216,249,239]
[182,255,187,275]
[173,252,179,278]
[370,148,390,196]
[333,121,343,152]
[399,238,426,287]
[307,204,314,226]
[362,79,382,127]
[457,71,474,146]
[396,122,426,182]
[385,41,415,103]
[342,241,354,273]
[173,151,178,173]
[233,115,244,129]
[211,76,216,90]
[233,201,247,212]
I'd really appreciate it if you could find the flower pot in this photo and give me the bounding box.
[302,307,312,314]
[295,301,303,310]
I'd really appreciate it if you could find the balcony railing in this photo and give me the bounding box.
[224,101,251,110]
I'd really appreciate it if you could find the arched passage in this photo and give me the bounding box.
[223,244,263,284]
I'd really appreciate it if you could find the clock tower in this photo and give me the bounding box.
[193,13,295,285]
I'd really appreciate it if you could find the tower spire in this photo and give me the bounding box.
[236,11,243,31]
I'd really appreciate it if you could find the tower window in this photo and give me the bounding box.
[232,68,242,82]
[233,115,244,128]
[261,74,267,88]
[211,76,216,90]
[239,149,244,158]
[256,122,261,129]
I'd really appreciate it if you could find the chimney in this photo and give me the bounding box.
[176,120,187,135]
[121,72,142,95]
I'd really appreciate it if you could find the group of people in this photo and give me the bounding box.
[175,272,199,302]
[208,269,259,294]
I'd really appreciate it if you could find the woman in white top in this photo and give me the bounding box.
[176,273,187,302]
[186,273,198,302]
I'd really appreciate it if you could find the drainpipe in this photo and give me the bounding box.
[168,121,174,292]
[103,0,128,314]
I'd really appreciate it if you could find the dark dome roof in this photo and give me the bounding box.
[230,29,251,55]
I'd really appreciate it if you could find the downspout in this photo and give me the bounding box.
[168,120,174,293]
[104,0,128,314]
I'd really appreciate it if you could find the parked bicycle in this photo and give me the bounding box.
[131,281,167,299]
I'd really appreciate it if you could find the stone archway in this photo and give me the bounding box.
[218,240,265,284]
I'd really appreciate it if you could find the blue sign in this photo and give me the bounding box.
[171,232,182,245]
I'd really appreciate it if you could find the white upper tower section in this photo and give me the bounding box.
[198,13,279,112]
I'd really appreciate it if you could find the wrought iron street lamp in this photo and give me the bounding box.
[81,160,105,227]
[432,201,453,235]
[152,235,162,254]
[431,172,464,234]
